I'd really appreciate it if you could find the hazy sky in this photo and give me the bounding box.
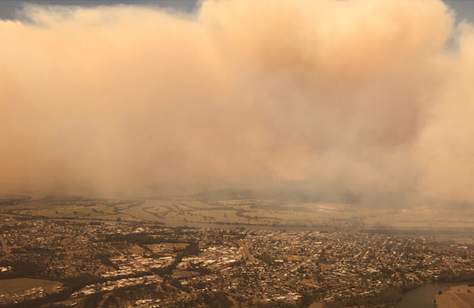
[0,0,198,19]
[2,0,474,206]
[0,0,473,22]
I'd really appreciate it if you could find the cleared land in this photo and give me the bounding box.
[0,196,473,241]
[0,278,62,294]
[436,285,474,308]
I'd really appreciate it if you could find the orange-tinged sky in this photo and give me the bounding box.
[1,0,474,206]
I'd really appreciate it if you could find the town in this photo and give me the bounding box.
[1,214,473,307]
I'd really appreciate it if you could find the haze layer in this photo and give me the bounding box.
[1,0,473,205]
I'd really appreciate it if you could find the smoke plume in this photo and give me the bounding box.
[0,0,473,205]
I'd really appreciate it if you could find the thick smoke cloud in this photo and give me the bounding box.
[0,0,472,204]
